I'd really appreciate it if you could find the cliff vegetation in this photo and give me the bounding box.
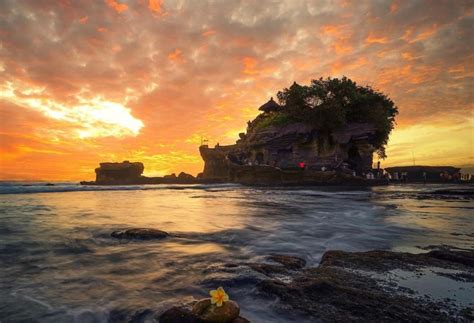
[248,77,398,158]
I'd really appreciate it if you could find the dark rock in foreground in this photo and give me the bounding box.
[159,304,248,323]
[111,228,169,240]
[192,298,240,322]
[320,249,474,270]
[268,254,306,269]
[159,306,202,323]
[250,249,474,322]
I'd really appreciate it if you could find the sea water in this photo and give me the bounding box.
[0,183,473,322]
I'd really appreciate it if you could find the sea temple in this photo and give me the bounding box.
[82,77,469,186]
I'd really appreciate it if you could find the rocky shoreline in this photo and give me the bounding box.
[109,228,473,322]
[80,161,471,187]
[80,160,389,186]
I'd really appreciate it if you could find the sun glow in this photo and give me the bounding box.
[0,83,143,139]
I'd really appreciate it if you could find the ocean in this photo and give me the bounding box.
[0,182,473,322]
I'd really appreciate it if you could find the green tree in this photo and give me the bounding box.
[275,76,398,158]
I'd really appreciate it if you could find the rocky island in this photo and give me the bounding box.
[78,77,471,186]
[82,77,401,186]
[80,161,199,185]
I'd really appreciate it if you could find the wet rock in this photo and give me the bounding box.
[258,265,451,322]
[252,248,474,321]
[159,306,202,323]
[427,249,474,267]
[111,228,169,240]
[246,263,288,276]
[192,298,240,322]
[269,254,306,269]
[319,249,474,272]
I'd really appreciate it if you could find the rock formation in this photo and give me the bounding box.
[95,161,144,184]
[81,161,199,185]
[200,99,379,184]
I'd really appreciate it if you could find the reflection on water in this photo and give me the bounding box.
[0,183,472,322]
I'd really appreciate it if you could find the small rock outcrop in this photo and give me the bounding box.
[192,299,240,322]
[159,301,248,323]
[81,162,200,185]
[159,307,201,323]
[268,254,306,269]
[178,172,195,180]
[111,228,169,240]
[95,161,144,184]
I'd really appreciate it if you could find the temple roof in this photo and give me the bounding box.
[259,97,280,113]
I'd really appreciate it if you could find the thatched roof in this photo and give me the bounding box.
[259,97,280,113]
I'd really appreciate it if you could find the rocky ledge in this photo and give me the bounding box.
[106,227,473,321]
[251,247,473,322]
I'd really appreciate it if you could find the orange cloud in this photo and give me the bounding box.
[401,24,438,43]
[105,0,128,13]
[202,30,216,37]
[320,24,353,54]
[78,16,88,24]
[148,0,164,15]
[168,48,183,63]
[365,34,389,44]
[390,1,399,14]
[242,57,258,75]
[0,0,472,180]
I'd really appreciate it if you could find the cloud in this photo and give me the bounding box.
[0,0,473,179]
[148,0,165,15]
[105,0,128,13]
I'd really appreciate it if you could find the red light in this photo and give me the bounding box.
[299,162,305,169]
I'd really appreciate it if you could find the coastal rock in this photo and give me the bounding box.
[246,263,288,276]
[111,228,169,240]
[319,249,474,271]
[159,306,202,323]
[199,119,378,183]
[269,254,306,269]
[178,172,195,180]
[192,298,240,322]
[82,161,201,185]
[427,249,474,267]
[95,161,144,184]
[253,248,474,322]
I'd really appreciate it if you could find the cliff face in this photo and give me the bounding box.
[199,120,377,182]
[95,161,144,184]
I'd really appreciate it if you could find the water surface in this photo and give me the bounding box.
[0,183,473,322]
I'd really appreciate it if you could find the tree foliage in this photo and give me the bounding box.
[272,77,398,158]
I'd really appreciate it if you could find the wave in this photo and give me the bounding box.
[0,182,242,195]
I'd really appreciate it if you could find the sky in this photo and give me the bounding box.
[0,0,473,180]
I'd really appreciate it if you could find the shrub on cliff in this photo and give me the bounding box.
[274,77,398,158]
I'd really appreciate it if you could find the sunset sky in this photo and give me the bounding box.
[0,0,473,180]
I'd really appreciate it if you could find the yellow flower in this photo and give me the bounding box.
[209,286,229,307]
